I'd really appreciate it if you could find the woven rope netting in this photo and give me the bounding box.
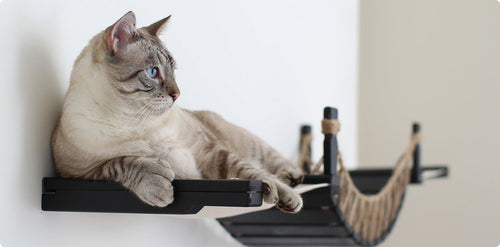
[299,119,421,242]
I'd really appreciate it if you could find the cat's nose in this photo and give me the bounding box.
[169,92,179,102]
[165,80,180,102]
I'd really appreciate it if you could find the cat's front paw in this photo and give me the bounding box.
[276,166,304,187]
[262,178,303,214]
[131,158,175,207]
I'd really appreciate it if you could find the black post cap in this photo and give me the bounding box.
[412,123,420,133]
[324,107,338,120]
[301,125,312,135]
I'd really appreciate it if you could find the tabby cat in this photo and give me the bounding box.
[51,11,304,213]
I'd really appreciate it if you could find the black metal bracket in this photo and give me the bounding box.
[411,123,422,183]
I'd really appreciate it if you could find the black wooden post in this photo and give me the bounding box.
[410,123,422,183]
[323,107,338,176]
[300,125,312,173]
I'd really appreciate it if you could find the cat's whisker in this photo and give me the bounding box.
[127,97,151,103]
[138,101,161,128]
[131,103,150,120]
[123,97,152,108]
[138,104,156,130]
[138,107,150,126]
[133,102,154,123]
[131,104,146,116]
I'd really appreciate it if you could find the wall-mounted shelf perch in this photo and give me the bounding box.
[41,106,448,246]
[42,178,262,214]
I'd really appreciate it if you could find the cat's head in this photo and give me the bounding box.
[89,11,179,117]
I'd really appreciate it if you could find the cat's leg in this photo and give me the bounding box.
[261,149,305,187]
[86,156,175,207]
[191,110,304,187]
[200,149,303,213]
[243,166,303,213]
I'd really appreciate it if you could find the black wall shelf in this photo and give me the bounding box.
[42,166,446,215]
[42,178,262,214]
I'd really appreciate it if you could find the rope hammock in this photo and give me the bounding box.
[298,119,421,243]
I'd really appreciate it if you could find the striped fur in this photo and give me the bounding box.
[51,12,303,213]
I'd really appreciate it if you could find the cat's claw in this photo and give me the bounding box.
[262,178,303,214]
[276,166,305,188]
[275,180,303,213]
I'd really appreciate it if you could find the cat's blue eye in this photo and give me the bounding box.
[146,67,159,78]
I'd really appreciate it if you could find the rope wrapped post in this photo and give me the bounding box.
[322,107,341,197]
[411,123,422,184]
[323,107,338,175]
[299,125,312,173]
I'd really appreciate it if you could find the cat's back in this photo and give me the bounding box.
[191,110,266,159]
[191,110,235,139]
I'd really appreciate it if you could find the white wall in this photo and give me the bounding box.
[359,0,500,246]
[0,1,359,246]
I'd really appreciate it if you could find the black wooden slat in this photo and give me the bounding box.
[43,190,201,214]
[237,236,357,246]
[226,224,350,237]
[43,178,126,191]
[174,179,262,192]
[350,176,389,194]
[43,178,262,193]
[301,187,334,208]
[219,208,340,225]
[303,174,331,184]
[42,190,262,214]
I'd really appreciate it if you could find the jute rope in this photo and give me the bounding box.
[312,119,421,241]
[309,119,341,174]
[322,119,341,135]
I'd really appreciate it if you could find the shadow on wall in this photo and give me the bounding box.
[16,30,64,210]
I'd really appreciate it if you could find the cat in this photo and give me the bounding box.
[51,11,304,213]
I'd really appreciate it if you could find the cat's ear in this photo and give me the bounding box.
[143,15,171,36]
[106,11,137,55]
